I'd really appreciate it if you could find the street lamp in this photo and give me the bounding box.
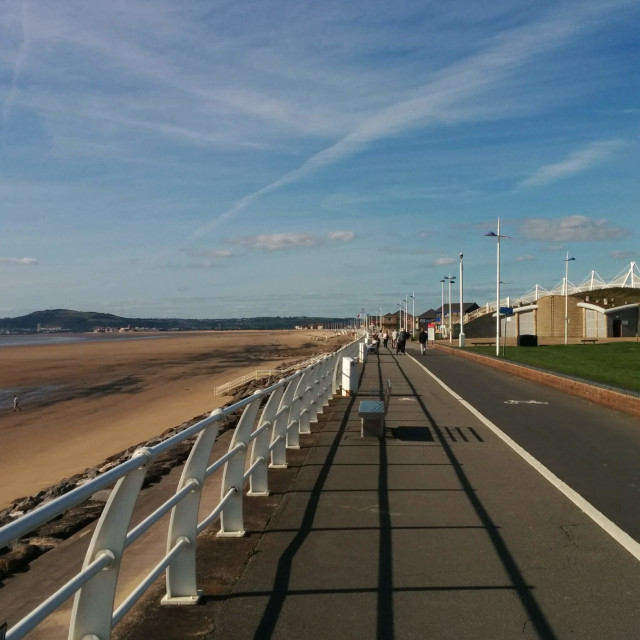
[440,278,446,338]
[459,253,465,347]
[443,274,456,343]
[564,253,576,345]
[485,218,510,357]
[404,295,409,332]
[410,292,415,335]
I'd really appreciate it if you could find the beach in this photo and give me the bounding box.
[0,330,349,509]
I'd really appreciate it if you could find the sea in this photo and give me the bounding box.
[0,333,169,348]
[0,333,170,408]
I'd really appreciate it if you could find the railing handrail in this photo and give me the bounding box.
[0,335,364,640]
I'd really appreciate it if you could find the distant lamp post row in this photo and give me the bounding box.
[443,274,456,344]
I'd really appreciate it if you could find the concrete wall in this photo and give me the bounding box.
[535,295,582,338]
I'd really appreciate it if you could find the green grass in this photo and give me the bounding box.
[465,342,640,394]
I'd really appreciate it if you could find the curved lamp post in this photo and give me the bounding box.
[459,253,465,347]
[485,219,510,357]
[410,292,415,335]
[440,278,446,338]
[564,253,576,345]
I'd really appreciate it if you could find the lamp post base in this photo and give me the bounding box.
[459,333,465,347]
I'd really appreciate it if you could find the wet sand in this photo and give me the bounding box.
[0,330,349,509]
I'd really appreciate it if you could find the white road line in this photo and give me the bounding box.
[410,354,640,562]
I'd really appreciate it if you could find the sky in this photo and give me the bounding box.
[1,0,639,320]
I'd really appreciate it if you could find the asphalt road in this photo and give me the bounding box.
[410,344,640,543]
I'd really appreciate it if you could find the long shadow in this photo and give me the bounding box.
[251,391,357,639]
[375,353,393,639]
[391,353,558,640]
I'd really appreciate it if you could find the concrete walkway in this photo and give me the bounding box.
[114,349,640,638]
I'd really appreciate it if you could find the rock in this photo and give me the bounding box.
[0,542,42,579]
[24,536,60,551]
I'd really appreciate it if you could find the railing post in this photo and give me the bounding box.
[249,384,285,496]
[306,361,323,425]
[330,350,342,398]
[218,392,262,537]
[319,355,334,408]
[296,368,315,435]
[310,356,332,420]
[69,448,153,640]
[271,377,298,467]
[162,410,223,605]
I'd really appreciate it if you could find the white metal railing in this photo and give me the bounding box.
[0,337,364,640]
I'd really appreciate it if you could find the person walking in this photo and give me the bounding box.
[13,395,21,412]
[382,330,389,349]
[396,329,406,354]
[418,328,428,354]
[391,329,398,349]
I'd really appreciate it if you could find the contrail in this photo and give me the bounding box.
[2,1,30,134]
[185,1,628,244]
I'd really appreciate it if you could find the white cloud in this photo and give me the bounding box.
[519,216,629,242]
[0,257,38,264]
[233,232,319,251]
[520,139,626,187]
[328,231,355,242]
[516,255,536,262]
[434,257,457,266]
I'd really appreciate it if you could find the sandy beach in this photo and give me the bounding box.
[0,330,350,509]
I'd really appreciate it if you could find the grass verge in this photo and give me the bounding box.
[465,342,640,394]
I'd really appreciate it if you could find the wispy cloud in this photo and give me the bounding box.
[381,247,435,256]
[0,256,38,264]
[181,248,232,259]
[190,2,623,239]
[2,1,30,132]
[520,139,626,187]
[516,255,536,262]
[519,216,629,242]
[609,249,638,259]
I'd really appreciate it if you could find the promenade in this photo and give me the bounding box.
[116,343,640,640]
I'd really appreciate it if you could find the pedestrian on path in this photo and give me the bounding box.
[13,395,21,412]
[391,329,397,349]
[418,328,428,354]
[396,329,407,354]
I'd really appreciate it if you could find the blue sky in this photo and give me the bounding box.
[1,0,639,319]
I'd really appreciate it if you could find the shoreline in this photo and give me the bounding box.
[0,330,350,508]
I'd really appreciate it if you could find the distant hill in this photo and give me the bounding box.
[0,309,351,332]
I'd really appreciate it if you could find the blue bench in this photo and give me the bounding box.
[358,379,392,438]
